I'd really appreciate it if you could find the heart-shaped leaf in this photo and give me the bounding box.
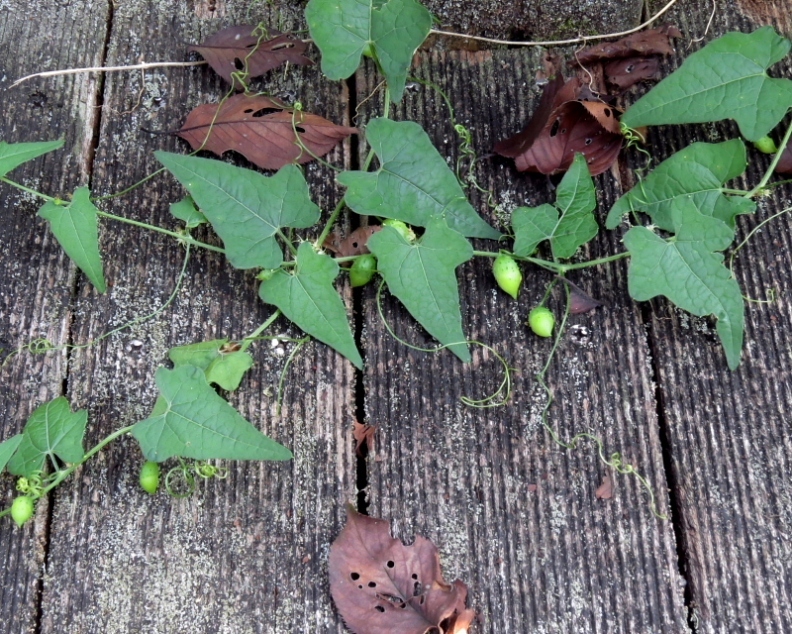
[176,94,356,171]
[190,25,312,90]
[339,118,501,240]
[0,139,63,178]
[258,242,363,369]
[306,0,431,102]
[156,152,320,270]
[132,365,292,462]
[368,219,473,362]
[38,187,106,293]
[7,398,87,478]
[621,27,792,141]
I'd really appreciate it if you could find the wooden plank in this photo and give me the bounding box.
[32,2,356,632]
[0,2,109,633]
[636,4,792,632]
[357,49,688,632]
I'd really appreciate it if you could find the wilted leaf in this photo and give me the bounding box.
[569,285,603,314]
[132,365,292,462]
[0,139,63,178]
[340,118,500,239]
[621,27,792,141]
[258,242,363,369]
[38,187,106,293]
[324,225,383,257]
[329,506,474,634]
[7,398,87,478]
[368,220,474,363]
[353,420,376,456]
[190,25,312,90]
[574,25,681,66]
[177,94,356,171]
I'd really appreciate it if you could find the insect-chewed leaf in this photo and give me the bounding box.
[621,27,792,141]
[37,187,106,293]
[7,398,87,478]
[339,118,501,240]
[176,94,356,171]
[132,365,292,462]
[368,219,473,362]
[306,0,431,102]
[574,25,681,65]
[606,140,755,231]
[169,339,253,391]
[0,434,23,474]
[0,139,63,178]
[258,242,363,369]
[329,506,475,634]
[189,25,312,90]
[156,152,320,270]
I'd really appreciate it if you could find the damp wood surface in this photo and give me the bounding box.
[1,0,792,633]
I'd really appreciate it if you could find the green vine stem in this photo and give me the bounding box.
[473,249,630,275]
[240,309,283,352]
[746,115,792,198]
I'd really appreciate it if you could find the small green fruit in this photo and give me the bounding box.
[528,306,555,338]
[11,495,34,527]
[383,219,416,243]
[753,135,778,154]
[139,461,161,495]
[492,254,522,299]
[350,254,377,288]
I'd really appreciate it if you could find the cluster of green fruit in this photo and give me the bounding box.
[493,254,555,338]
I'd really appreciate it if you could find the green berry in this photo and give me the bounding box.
[753,135,778,154]
[139,461,161,495]
[383,219,416,243]
[492,254,522,299]
[350,254,377,288]
[10,495,34,527]
[528,306,555,338]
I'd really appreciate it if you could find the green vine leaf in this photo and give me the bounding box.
[621,27,792,141]
[339,118,501,240]
[368,219,473,362]
[512,153,598,259]
[7,398,87,478]
[305,0,431,102]
[169,340,254,391]
[607,140,755,231]
[156,152,320,270]
[170,196,207,229]
[0,434,23,474]
[38,187,106,293]
[0,139,63,178]
[132,365,292,462]
[258,242,363,369]
[624,208,744,370]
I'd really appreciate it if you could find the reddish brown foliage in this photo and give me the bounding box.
[324,226,383,258]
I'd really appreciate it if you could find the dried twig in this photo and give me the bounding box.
[11,60,206,88]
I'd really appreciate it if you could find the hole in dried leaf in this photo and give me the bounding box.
[549,119,560,137]
[411,573,418,579]
[295,126,306,133]
[585,138,593,145]
[368,581,377,588]
[350,572,360,580]
[375,606,385,613]
[386,560,395,568]
[251,108,282,118]
[233,57,244,70]
[603,108,612,117]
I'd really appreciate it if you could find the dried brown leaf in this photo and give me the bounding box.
[329,507,474,634]
[177,94,356,171]
[574,25,682,66]
[775,140,792,174]
[324,225,383,258]
[604,56,662,91]
[595,474,614,500]
[353,420,377,457]
[569,286,603,315]
[190,25,312,90]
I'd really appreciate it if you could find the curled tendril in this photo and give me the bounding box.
[194,461,228,480]
[165,459,197,498]
[17,472,46,499]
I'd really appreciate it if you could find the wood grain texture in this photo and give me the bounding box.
[357,49,688,633]
[0,2,109,633]
[29,2,356,632]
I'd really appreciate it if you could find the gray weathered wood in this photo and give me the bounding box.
[0,2,109,633]
[357,48,688,632]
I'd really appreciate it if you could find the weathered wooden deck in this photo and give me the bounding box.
[1,1,791,632]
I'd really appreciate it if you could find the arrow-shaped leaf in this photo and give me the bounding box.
[7,398,87,478]
[132,365,292,462]
[38,187,106,293]
[368,219,473,362]
[156,152,320,270]
[258,242,363,369]
[169,339,253,391]
[622,27,792,141]
[0,139,63,178]
[170,196,207,229]
[606,140,755,231]
[306,0,431,102]
[0,435,23,474]
[339,118,501,240]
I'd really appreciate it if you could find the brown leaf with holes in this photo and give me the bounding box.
[595,474,614,500]
[190,25,312,90]
[329,507,474,634]
[178,94,356,171]
[574,25,682,66]
[353,420,377,457]
[604,56,662,91]
[325,225,383,258]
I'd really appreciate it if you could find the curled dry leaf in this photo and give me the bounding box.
[574,25,682,66]
[329,507,475,634]
[494,75,623,175]
[352,420,377,457]
[595,474,614,500]
[178,94,357,171]
[190,25,312,90]
[324,225,383,258]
